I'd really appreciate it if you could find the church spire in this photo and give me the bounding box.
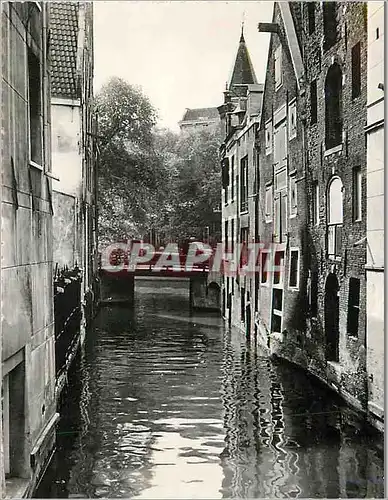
[240,15,245,42]
[228,24,258,88]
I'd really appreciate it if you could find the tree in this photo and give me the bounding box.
[163,126,223,244]
[96,77,171,247]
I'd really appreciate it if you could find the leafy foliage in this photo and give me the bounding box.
[96,78,171,246]
[96,77,222,249]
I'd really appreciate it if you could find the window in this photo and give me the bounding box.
[312,181,319,225]
[288,100,297,139]
[352,167,362,221]
[327,177,343,259]
[274,45,282,89]
[310,80,317,125]
[289,249,300,289]
[274,193,287,243]
[222,158,229,194]
[325,64,343,150]
[323,2,337,51]
[308,2,315,34]
[274,121,287,169]
[275,169,287,191]
[29,165,42,211]
[309,271,318,318]
[28,48,42,166]
[224,220,228,253]
[265,120,272,155]
[240,156,248,212]
[347,278,360,337]
[289,173,297,217]
[261,251,269,284]
[231,218,235,254]
[273,251,285,285]
[265,184,273,222]
[351,42,361,99]
[271,288,283,333]
[231,156,235,200]
[240,228,248,267]
[3,358,26,479]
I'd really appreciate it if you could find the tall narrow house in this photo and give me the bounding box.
[1,2,58,496]
[256,3,306,354]
[49,2,98,361]
[255,2,373,423]
[220,28,264,337]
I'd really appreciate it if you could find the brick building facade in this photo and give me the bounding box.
[219,29,263,336]
[221,2,382,431]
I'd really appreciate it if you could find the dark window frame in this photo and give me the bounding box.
[307,2,315,35]
[325,64,343,150]
[347,277,360,337]
[351,42,361,99]
[310,80,317,125]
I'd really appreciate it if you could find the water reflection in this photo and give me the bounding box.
[36,279,384,499]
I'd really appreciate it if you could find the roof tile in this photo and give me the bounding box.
[49,2,79,99]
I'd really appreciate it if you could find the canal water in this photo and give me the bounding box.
[36,279,384,498]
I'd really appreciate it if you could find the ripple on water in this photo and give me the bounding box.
[35,280,384,499]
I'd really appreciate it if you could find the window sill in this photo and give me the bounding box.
[289,213,297,219]
[275,83,283,92]
[324,144,343,157]
[265,218,272,224]
[29,160,44,171]
[288,286,299,292]
[328,256,342,262]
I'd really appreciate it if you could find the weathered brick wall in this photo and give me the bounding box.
[302,2,368,407]
[256,3,307,348]
[254,2,369,412]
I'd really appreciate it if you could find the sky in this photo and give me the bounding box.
[93,1,274,131]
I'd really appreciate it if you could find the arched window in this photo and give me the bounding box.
[323,2,337,51]
[325,63,343,150]
[327,177,343,259]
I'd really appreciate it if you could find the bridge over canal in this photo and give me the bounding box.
[98,262,222,312]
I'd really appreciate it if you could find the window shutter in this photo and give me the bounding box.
[281,192,287,242]
[274,194,281,243]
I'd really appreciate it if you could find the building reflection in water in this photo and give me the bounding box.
[219,328,383,498]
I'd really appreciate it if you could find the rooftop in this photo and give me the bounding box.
[49,2,79,99]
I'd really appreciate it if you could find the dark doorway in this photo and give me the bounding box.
[325,273,340,361]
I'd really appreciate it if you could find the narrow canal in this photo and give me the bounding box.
[36,279,384,498]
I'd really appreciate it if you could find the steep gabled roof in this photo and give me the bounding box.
[50,2,79,99]
[278,2,304,89]
[228,29,258,88]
